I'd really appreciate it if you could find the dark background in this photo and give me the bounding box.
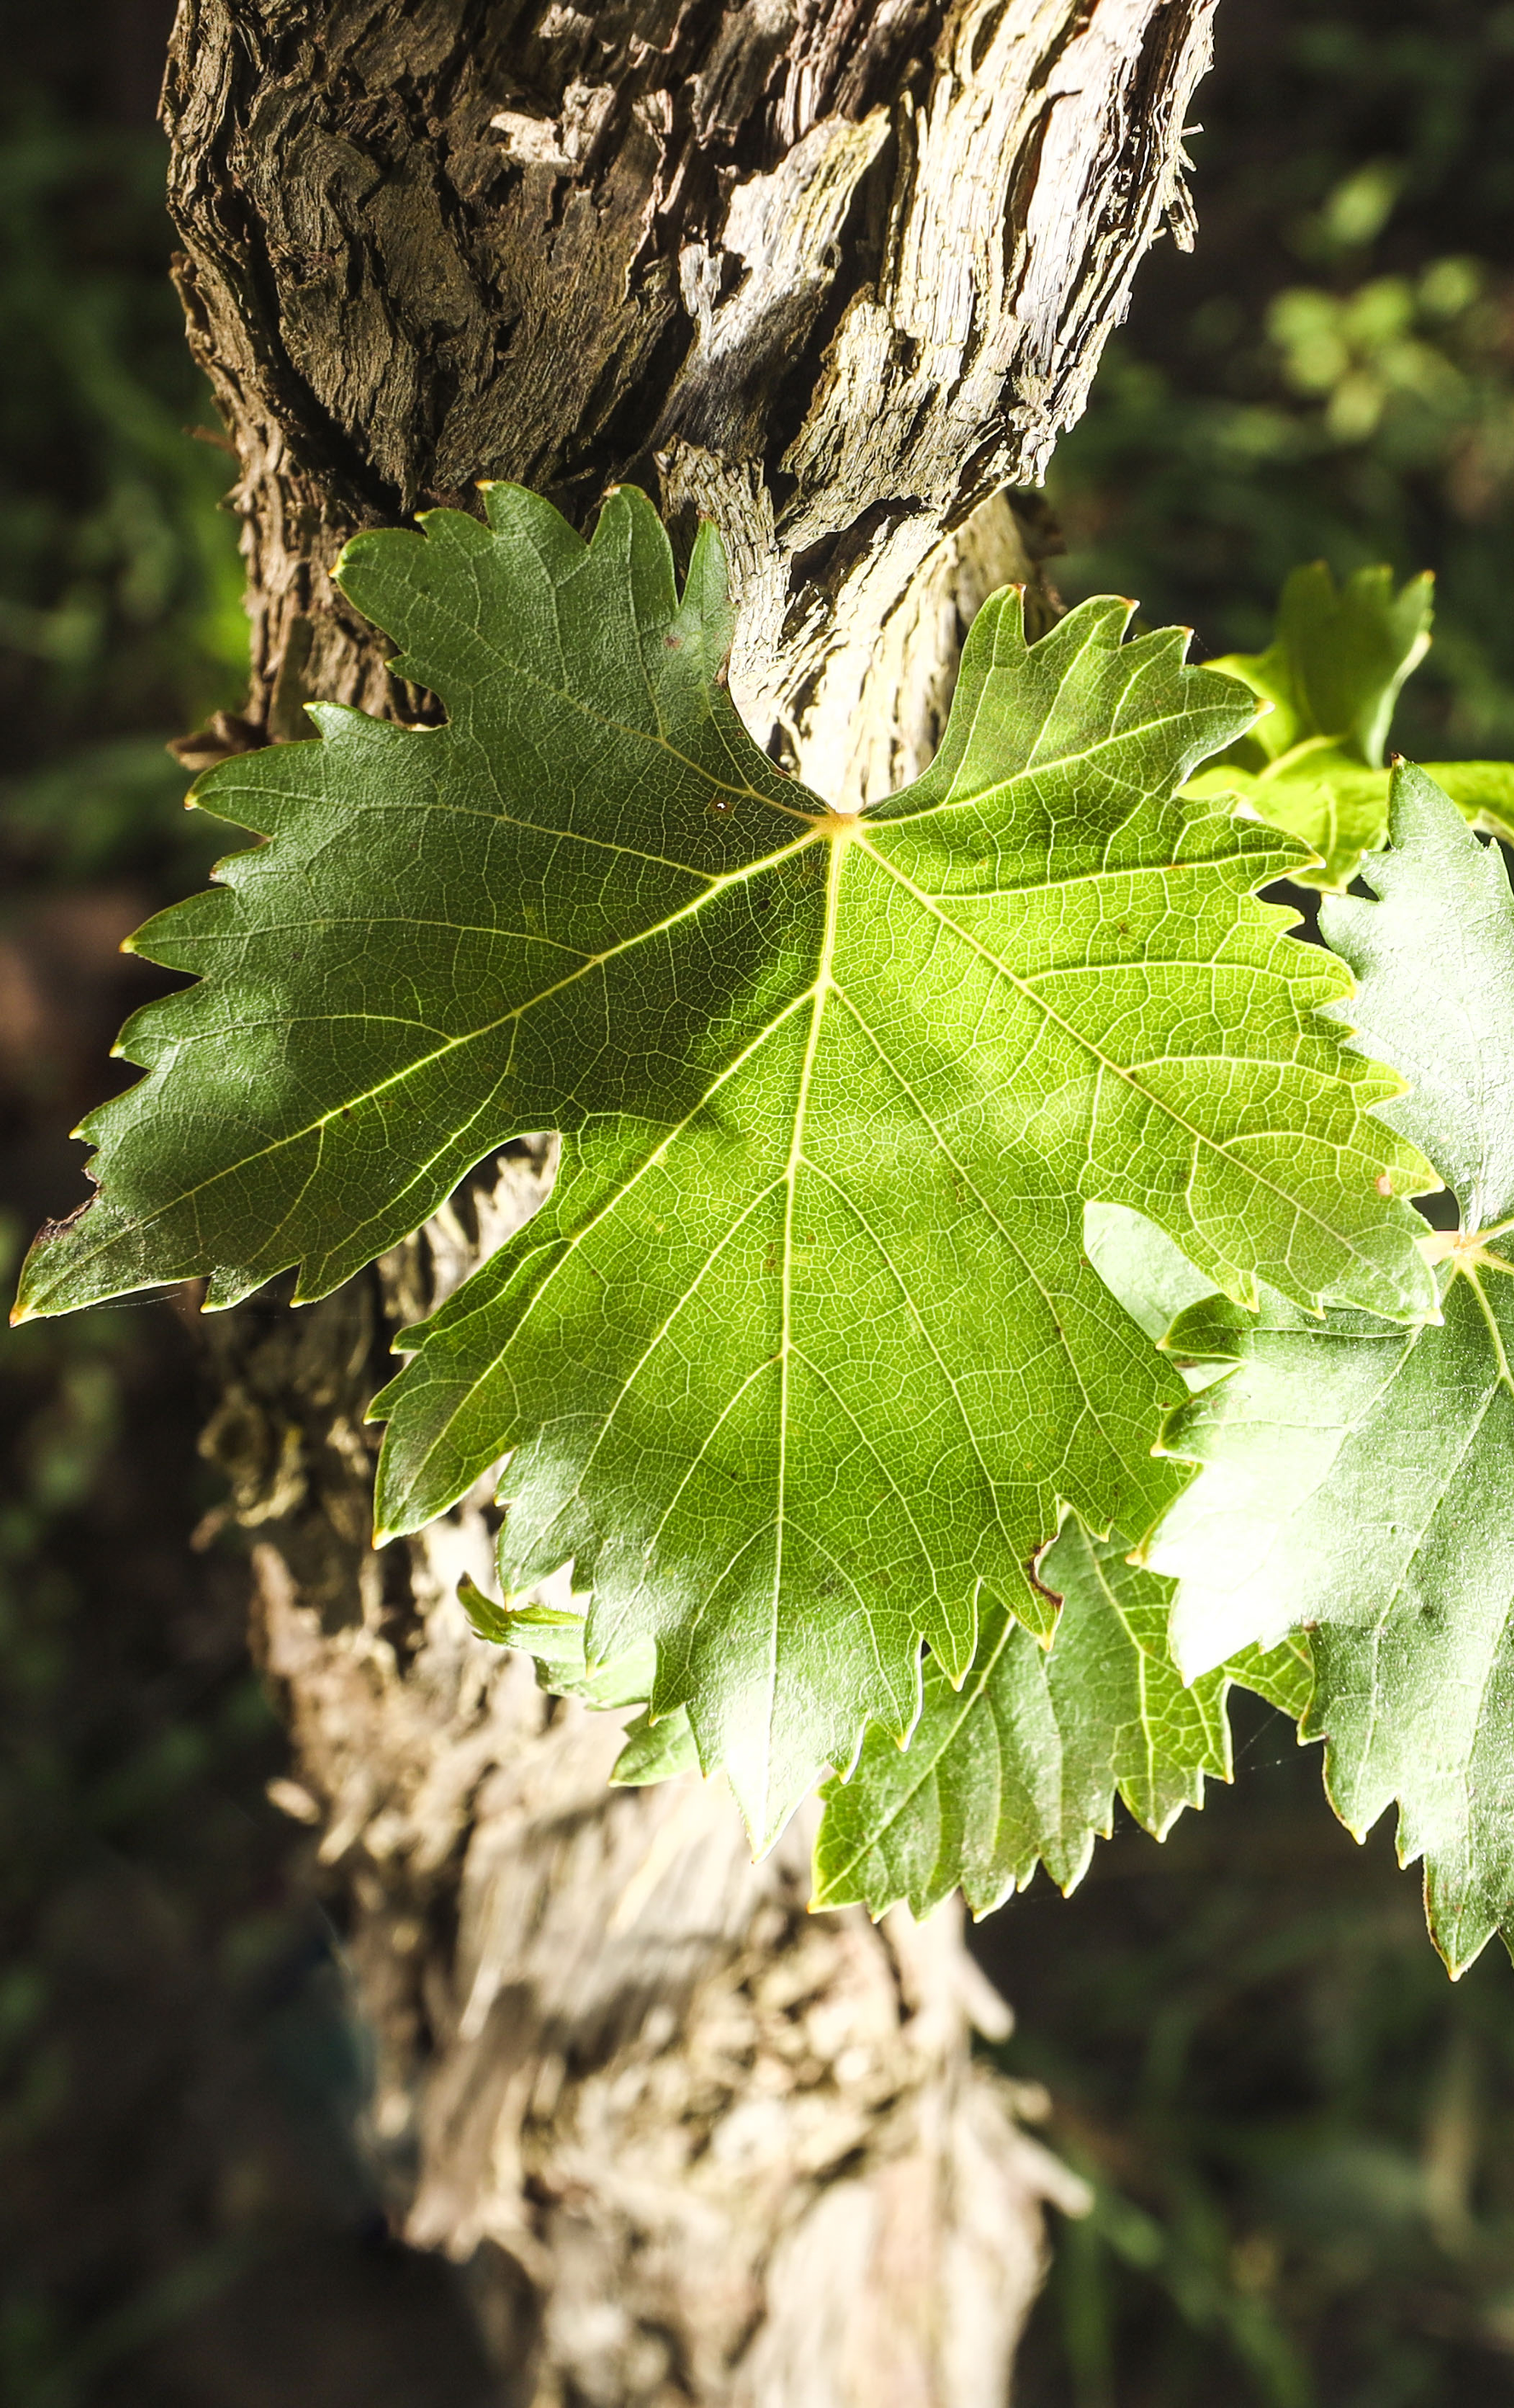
[3,4,1514,2404]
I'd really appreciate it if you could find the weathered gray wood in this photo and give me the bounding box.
[168,3,1215,2396]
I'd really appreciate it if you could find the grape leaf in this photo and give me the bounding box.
[1206,562,1432,774]
[14,483,1436,1848]
[1149,1286,1428,1672]
[811,1515,1306,1920]
[1183,752,1514,894]
[610,1707,702,1788]
[458,1577,698,1786]
[1083,1198,1224,1347]
[1182,750,1394,894]
[1147,766,1514,1971]
[1226,1632,1314,1722]
[1319,763,1514,1230]
[1424,759,1514,853]
[457,1579,656,1709]
[1182,562,1514,889]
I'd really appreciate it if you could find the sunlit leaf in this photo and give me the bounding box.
[812,1516,1307,1919]
[14,486,1435,1848]
[1182,560,1514,888]
[1147,768,1514,1971]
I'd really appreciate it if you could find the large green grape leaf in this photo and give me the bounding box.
[811,1515,1308,1920]
[1147,767,1514,1971]
[14,483,1436,1847]
[1182,561,1514,889]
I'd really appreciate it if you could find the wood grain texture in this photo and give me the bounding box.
[166,3,1211,2394]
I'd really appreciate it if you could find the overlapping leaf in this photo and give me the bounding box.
[459,1578,698,1786]
[14,483,1436,1848]
[1207,561,1433,772]
[1147,767,1514,1971]
[812,1515,1310,1920]
[1182,562,1514,888]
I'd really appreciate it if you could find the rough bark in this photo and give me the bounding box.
[163,2,1216,2398]
[201,1196,1088,2408]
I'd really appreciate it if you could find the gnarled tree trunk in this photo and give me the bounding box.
[164,3,1216,2398]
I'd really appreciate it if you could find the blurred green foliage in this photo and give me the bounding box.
[994,1705,1514,2407]
[0,1226,285,2408]
[0,91,243,889]
[0,23,378,2404]
[1045,0,1514,764]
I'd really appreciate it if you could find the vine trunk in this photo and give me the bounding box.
[163,3,1216,2396]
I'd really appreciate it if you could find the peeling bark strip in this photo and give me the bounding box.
[165,3,1213,2397]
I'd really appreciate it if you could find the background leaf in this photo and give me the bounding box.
[459,1578,699,1786]
[1181,562,1514,887]
[1207,561,1431,770]
[1148,773,1514,1970]
[1183,750,1393,893]
[812,1518,1309,1921]
[458,1577,656,1709]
